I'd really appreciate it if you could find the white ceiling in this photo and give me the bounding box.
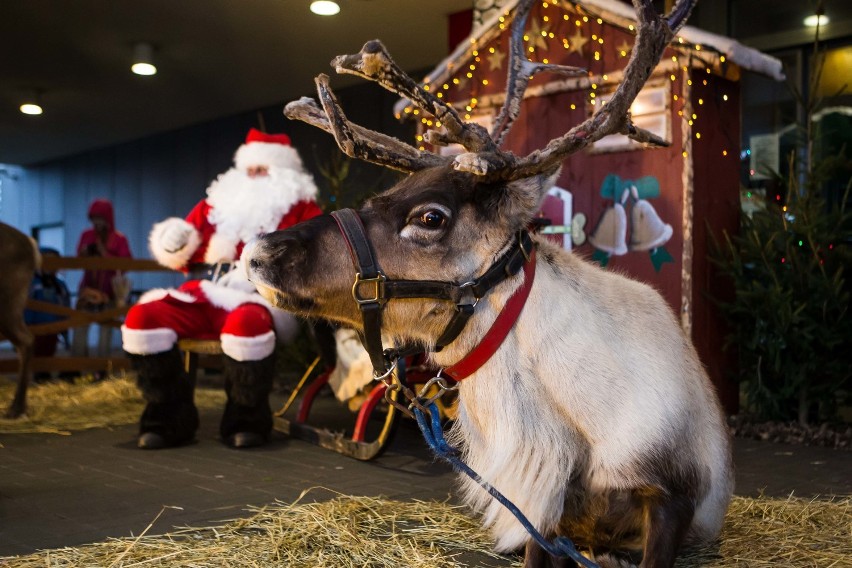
[0,0,470,166]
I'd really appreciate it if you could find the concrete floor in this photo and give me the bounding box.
[1,391,851,561]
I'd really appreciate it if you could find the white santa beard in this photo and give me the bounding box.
[205,167,316,246]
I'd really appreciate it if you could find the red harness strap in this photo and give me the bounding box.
[443,247,537,382]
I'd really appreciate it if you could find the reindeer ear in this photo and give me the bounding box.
[486,168,560,226]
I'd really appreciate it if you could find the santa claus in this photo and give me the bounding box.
[121,128,322,450]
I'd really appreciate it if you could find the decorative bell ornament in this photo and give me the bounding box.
[629,191,673,251]
[588,199,628,256]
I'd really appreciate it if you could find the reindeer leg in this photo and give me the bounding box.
[639,493,695,568]
[523,539,580,568]
[4,323,33,419]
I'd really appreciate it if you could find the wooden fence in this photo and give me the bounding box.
[0,257,177,375]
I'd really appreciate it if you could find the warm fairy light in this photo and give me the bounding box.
[695,44,701,50]
[594,51,600,60]
[682,151,688,157]
[720,56,726,62]
[524,34,530,41]
[698,98,704,105]
[570,103,576,109]
[437,92,443,98]
[543,58,549,64]
[413,109,420,115]
[583,16,588,22]
[453,78,460,85]
[687,79,693,86]
[597,18,603,24]
[423,84,430,91]
[673,94,678,100]
[529,46,535,53]
[469,64,476,70]
[404,107,411,114]
[702,79,707,85]
[692,113,697,119]
[670,74,676,81]
[442,83,449,90]
[466,72,472,78]
[543,15,549,22]
[695,132,701,139]
[722,150,728,156]
[592,34,597,40]
[628,24,634,31]
[472,50,479,56]
[482,79,489,85]
[602,74,608,80]
[489,47,495,53]
[416,135,423,141]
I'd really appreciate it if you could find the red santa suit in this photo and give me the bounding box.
[122,130,322,362]
[121,129,323,450]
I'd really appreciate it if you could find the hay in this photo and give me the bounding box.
[3,492,849,567]
[0,375,226,435]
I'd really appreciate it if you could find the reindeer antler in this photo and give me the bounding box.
[285,0,696,180]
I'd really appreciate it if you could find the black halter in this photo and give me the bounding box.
[330,208,534,376]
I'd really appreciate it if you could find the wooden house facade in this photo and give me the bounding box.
[400,0,784,412]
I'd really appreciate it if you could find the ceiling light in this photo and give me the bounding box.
[803,14,829,27]
[131,43,157,76]
[20,103,43,115]
[310,1,340,16]
[20,91,43,115]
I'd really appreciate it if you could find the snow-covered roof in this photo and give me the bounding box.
[422,0,784,91]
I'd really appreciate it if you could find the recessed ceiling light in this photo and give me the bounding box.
[20,103,43,115]
[803,14,829,27]
[310,1,340,16]
[132,43,157,76]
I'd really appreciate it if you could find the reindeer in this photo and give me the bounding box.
[0,222,39,418]
[246,0,733,565]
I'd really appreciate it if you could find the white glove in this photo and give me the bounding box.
[160,222,193,253]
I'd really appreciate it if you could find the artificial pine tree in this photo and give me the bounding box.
[710,25,851,426]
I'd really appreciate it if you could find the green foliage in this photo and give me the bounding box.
[711,172,851,423]
[710,33,852,424]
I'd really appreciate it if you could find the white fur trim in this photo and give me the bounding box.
[137,288,197,305]
[199,279,257,311]
[121,326,178,355]
[220,330,276,361]
[149,218,202,271]
[204,232,239,264]
[234,142,304,172]
[198,279,300,343]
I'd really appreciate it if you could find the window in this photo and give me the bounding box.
[592,83,670,152]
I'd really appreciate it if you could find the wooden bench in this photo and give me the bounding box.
[176,338,223,380]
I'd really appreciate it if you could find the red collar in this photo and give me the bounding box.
[443,247,537,382]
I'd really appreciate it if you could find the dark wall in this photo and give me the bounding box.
[0,80,414,295]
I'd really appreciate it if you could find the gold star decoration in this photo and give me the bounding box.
[487,48,506,70]
[528,18,550,51]
[616,39,632,57]
[566,28,588,55]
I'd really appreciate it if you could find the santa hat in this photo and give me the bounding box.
[233,128,304,172]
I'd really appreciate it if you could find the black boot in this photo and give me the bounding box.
[220,353,275,448]
[128,346,199,449]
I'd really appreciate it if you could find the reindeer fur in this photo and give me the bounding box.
[247,165,733,566]
[1,222,39,418]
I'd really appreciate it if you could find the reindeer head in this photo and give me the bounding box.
[247,0,694,352]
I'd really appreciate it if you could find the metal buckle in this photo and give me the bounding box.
[352,272,387,305]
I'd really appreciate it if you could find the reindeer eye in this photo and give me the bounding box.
[418,210,446,229]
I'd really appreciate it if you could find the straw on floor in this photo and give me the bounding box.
[0,375,226,435]
[2,491,848,567]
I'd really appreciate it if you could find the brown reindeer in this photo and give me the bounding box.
[246,0,733,566]
[0,222,40,418]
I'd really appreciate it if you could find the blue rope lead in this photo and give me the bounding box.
[413,402,599,568]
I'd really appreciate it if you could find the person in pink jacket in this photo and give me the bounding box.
[72,198,132,360]
[122,129,322,450]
